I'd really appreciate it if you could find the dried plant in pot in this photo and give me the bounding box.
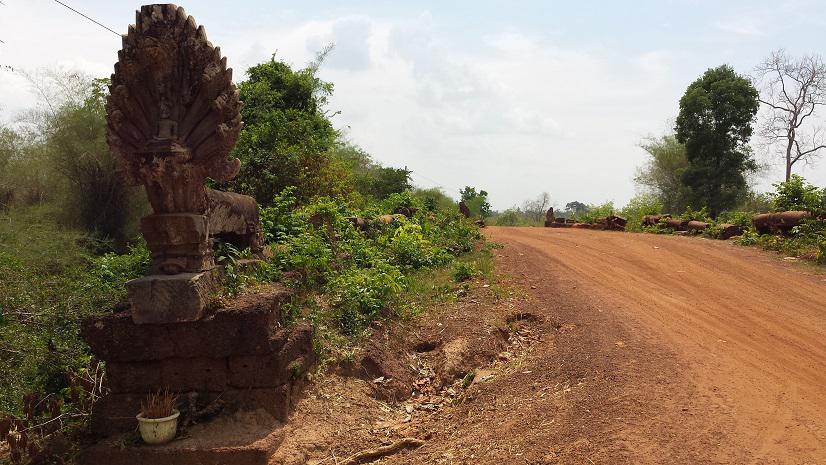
[136,389,179,445]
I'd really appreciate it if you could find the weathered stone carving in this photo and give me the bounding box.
[459,201,471,218]
[106,3,260,276]
[106,4,263,323]
[81,8,315,461]
[544,207,555,227]
[207,189,263,255]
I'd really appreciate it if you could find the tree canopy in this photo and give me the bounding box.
[564,201,589,216]
[229,55,343,205]
[635,134,690,214]
[460,186,492,219]
[675,65,759,217]
[755,50,826,181]
[330,141,411,201]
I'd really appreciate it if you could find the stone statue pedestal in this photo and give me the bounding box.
[81,286,314,439]
[127,270,221,324]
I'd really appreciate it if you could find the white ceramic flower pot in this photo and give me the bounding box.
[136,409,179,445]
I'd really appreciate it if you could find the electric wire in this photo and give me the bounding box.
[52,0,120,37]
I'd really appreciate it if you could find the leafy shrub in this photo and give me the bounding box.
[260,187,304,244]
[250,189,482,335]
[678,206,711,222]
[386,221,450,269]
[93,241,150,287]
[422,211,481,254]
[621,194,662,232]
[451,261,476,282]
[383,191,418,213]
[413,187,455,212]
[279,231,334,284]
[734,229,760,246]
[327,263,403,334]
[576,202,614,224]
[494,209,521,226]
[772,174,824,213]
[817,235,826,265]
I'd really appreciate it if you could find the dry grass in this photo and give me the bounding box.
[140,389,178,419]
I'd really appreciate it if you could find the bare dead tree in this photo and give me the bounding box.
[522,192,550,224]
[754,49,826,181]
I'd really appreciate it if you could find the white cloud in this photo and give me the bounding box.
[634,51,670,81]
[11,3,812,209]
[715,17,766,38]
[306,16,373,71]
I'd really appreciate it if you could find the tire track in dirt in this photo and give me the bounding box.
[480,227,826,464]
[273,227,826,464]
[386,228,742,464]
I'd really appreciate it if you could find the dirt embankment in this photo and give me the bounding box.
[271,227,826,464]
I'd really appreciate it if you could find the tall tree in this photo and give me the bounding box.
[634,134,690,213]
[754,50,826,181]
[330,141,411,200]
[675,65,759,217]
[229,54,341,205]
[10,70,140,244]
[564,201,589,217]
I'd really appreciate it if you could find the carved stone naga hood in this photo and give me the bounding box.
[106,4,263,280]
[106,4,242,215]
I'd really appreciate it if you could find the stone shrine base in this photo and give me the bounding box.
[79,410,284,465]
[79,285,314,464]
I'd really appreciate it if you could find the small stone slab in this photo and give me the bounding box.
[90,386,293,436]
[127,270,221,324]
[80,411,285,465]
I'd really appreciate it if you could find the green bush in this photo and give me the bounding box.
[678,206,711,222]
[451,261,476,282]
[621,194,662,232]
[327,263,403,334]
[0,207,148,418]
[382,191,418,213]
[413,187,456,212]
[386,221,450,269]
[254,188,481,335]
[772,175,826,215]
[494,209,521,226]
[816,235,826,265]
[260,187,304,244]
[576,201,614,224]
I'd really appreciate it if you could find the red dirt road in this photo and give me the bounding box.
[480,227,826,464]
[273,226,826,465]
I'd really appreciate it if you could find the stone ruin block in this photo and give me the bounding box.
[544,207,555,227]
[83,289,290,362]
[127,270,221,324]
[82,287,315,437]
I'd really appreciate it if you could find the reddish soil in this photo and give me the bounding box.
[270,227,826,464]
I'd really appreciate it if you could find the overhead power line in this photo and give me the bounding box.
[52,0,120,37]
[411,171,461,194]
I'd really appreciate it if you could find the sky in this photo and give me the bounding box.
[2,1,826,210]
